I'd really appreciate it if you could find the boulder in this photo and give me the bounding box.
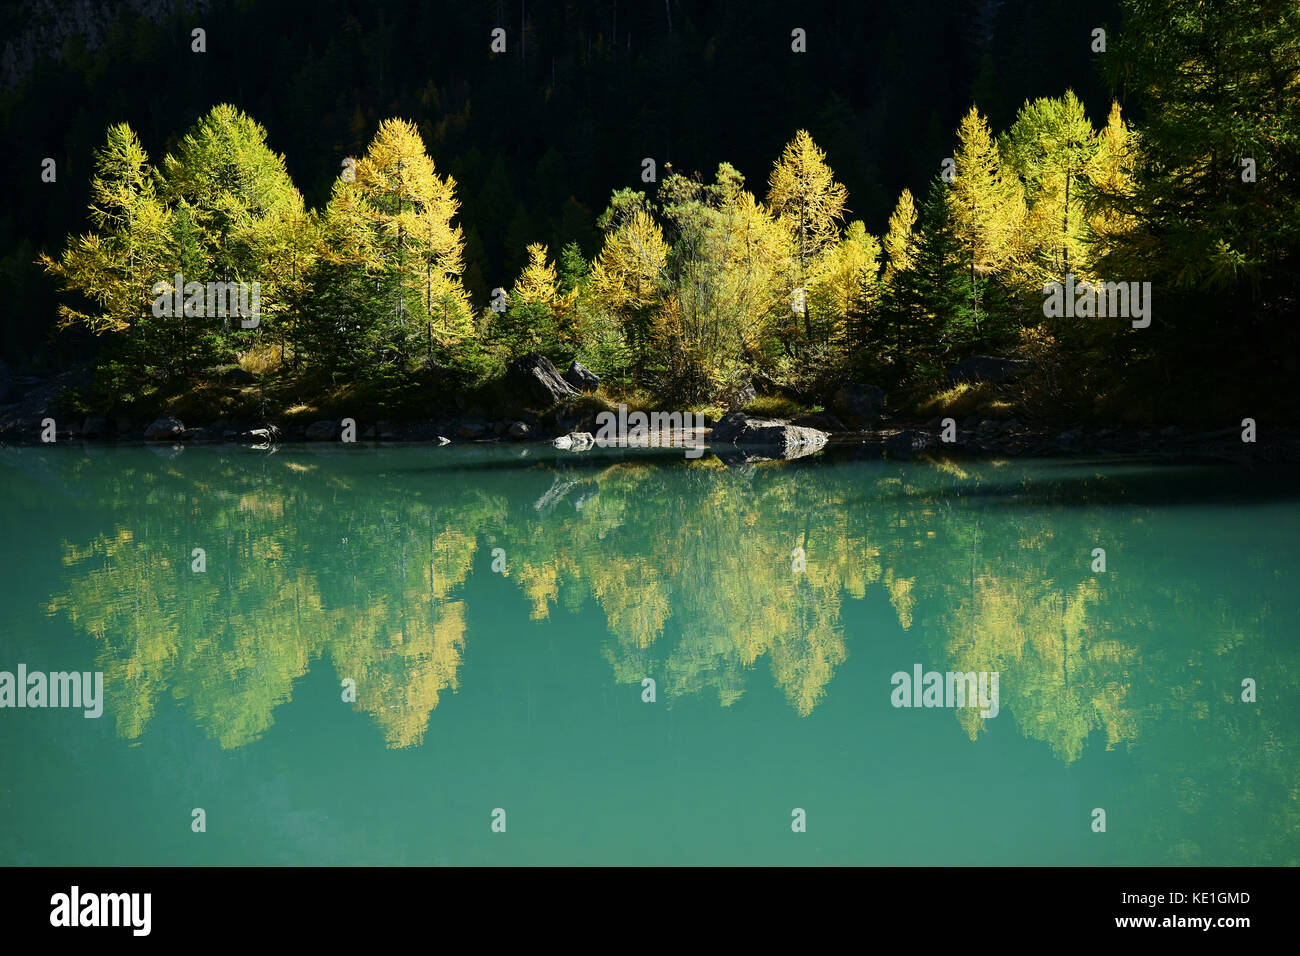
[724,379,758,410]
[81,413,111,439]
[947,355,1030,385]
[831,383,885,427]
[563,361,600,393]
[144,415,186,440]
[508,421,532,439]
[709,412,828,455]
[511,353,579,406]
[553,431,595,451]
[885,429,933,460]
[306,420,341,441]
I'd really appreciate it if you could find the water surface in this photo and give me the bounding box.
[1,444,1296,865]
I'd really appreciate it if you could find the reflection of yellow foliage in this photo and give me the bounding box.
[947,574,1138,761]
[885,570,915,629]
[518,561,561,620]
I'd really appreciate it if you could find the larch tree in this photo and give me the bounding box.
[39,123,172,368]
[498,242,562,356]
[946,105,1025,342]
[1080,101,1140,281]
[589,204,669,365]
[300,177,385,373]
[766,130,849,343]
[1003,91,1097,290]
[881,188,917,284]
[657,164,789,402]
[355,118,472,359]
[159,105,308,363]
[810,220,882,362]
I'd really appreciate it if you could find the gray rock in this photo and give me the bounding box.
[240,425,281,445]
[724,379,758,410]
[709,412,828,455]
[563,361,600,393]
[81,413,111,438]
[508,421,532,439]
[511,353,579,406]
[886,429,934,460]
[553,431,595,451]
[144,415,186,440]
[306,420,341,441]
[947,355,1030,385]
[832,383,886,426]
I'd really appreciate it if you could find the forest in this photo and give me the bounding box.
[6,0,1299,425]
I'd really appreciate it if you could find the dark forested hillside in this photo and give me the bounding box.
[1,0,1119,365]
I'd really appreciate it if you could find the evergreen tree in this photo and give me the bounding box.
[39,123,172,375]
[160,105,307,361]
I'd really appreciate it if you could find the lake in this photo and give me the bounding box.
[1,443,1297,865]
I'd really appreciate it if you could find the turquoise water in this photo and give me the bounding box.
[1,444,1297,865]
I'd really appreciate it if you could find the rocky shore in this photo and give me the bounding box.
[1,358,1296,463]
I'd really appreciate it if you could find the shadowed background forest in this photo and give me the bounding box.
[2,0,1297,424]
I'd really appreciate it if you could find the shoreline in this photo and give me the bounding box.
[2,414,1295,464]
